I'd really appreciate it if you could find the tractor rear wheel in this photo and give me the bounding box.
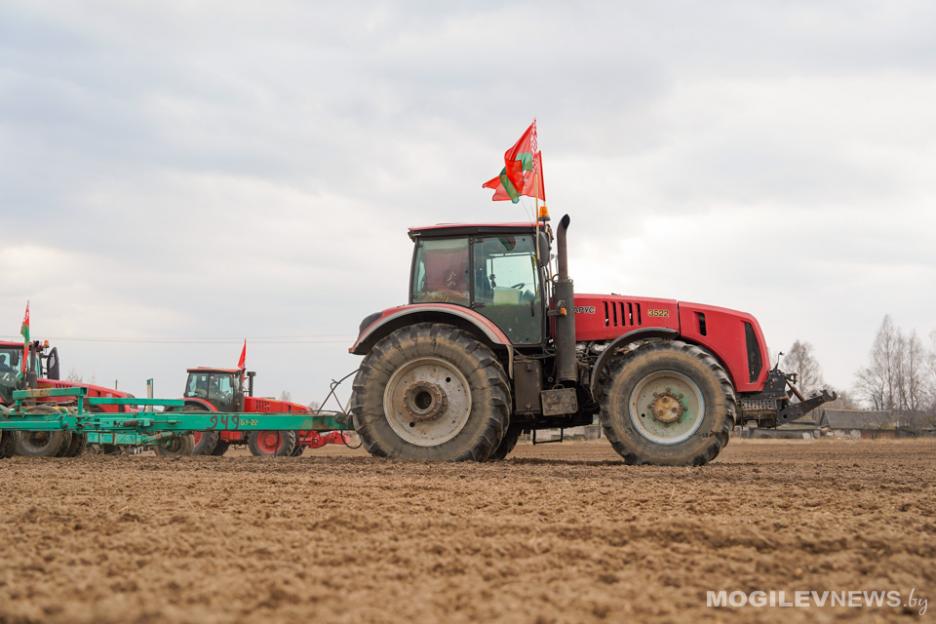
[350,322,510,461]
[247,431,297,457]
[597,340,735,466]
[155,434,195,457]
[488,425,522,460]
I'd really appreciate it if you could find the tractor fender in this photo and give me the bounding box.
[181,398,218,412]
[350,304,514,376]
[588,327,679,394]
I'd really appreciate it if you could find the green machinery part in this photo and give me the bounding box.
[0,387,351,448]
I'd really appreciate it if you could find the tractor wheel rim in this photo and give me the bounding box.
[628,370,705,445]
[383,356,472,447]
[256,432,283,454]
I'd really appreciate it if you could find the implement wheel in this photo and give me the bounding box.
[597,340,735,466]
[0,431,15,458]
[59,433,87,457]
[12,405,73,457]
[155,434,195,457]
[247,431,297,457]
[192,431,220,456]
[350,322,510,461]
[211,441,230,456]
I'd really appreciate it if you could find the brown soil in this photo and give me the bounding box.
[0,438,933,623]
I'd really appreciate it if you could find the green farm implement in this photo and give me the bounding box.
[0,387,352,458]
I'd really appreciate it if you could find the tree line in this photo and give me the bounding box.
[784,315,936,414]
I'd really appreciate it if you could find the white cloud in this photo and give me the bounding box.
[1,0,934,398]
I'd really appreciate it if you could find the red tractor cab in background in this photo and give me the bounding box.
[167,366,345,457]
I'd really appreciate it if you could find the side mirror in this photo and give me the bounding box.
[536,231,551,268]
[45,347,61,380]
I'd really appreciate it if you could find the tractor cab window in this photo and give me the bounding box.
[411,237,470,306]
[185,372,240,411]
[472,235,543,345]
[0,349,21,373]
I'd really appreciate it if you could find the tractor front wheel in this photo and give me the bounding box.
[597,340,735,466]
[350,323,510,461]
[247,431,297,457]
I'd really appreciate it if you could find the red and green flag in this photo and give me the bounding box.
[20,302,29,376]
[482,120,546,204]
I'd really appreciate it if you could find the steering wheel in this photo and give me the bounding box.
[510,282,526,289]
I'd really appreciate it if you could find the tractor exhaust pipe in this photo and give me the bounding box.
[554,215,577,384]
[246,371,256,397]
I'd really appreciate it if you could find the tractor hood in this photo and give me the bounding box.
[573,293,769,393]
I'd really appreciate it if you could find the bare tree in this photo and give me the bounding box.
[856,317,933,413]
[65,369,83,383]
[782,340,824,394]
[856,316,899,410]
[898,331,926,412]
[279,390,292,402]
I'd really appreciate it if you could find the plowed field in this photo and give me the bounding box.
[1,438,933,623]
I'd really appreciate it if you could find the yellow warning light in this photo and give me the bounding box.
[537,204,551,222]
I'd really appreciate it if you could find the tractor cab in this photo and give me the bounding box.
[409,223,549,346]
[184,368,245,412]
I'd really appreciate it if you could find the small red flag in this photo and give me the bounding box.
[237,340,246,370]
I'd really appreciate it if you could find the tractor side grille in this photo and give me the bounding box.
[603,300,642,328]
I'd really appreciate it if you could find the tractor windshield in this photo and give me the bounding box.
[472,235,543,345]
[185,372,240,412]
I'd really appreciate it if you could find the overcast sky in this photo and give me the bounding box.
[2,1,935,403]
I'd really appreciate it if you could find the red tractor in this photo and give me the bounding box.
[168,366,345,457]
[348,213,834,464]
[0,339,134,457]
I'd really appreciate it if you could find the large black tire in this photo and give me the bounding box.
[155,434,195,457]
[247,431,297,457]
[211,441,230,456]
[488,425,522,460]
[192,431,220,456]
[59,432,87,457]
[350,323,510,461]
[0,431,16,458]
[597,340,735,466]
[13,405,73,457]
